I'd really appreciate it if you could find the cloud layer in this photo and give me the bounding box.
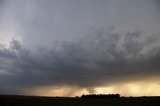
[0,27,160,94]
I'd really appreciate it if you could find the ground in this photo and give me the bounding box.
[0,95,160,106]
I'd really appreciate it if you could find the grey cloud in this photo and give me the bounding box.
[87,88,96,94]
[2,0,160,48]
[0,28,160,94]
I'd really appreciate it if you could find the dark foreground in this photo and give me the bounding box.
[0,95,160,106]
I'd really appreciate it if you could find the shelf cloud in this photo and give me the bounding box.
[0,27,160,94]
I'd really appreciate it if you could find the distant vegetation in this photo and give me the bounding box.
[81,94,120,98]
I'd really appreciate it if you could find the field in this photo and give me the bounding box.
[0,95,160,106]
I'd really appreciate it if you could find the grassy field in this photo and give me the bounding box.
[0,95,160,106]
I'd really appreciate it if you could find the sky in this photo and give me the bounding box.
[0,0,160,97]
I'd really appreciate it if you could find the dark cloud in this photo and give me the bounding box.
[0,27,160,94]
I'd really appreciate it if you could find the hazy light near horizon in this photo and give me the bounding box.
[95,80,160,97]
[22,76,160,97]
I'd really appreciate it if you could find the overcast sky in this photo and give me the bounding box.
[0,0,160,96]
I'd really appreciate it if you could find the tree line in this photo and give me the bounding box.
[81,94,120,98]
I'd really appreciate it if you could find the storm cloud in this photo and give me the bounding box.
[0,0,160,95]
[0,27,160,94]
